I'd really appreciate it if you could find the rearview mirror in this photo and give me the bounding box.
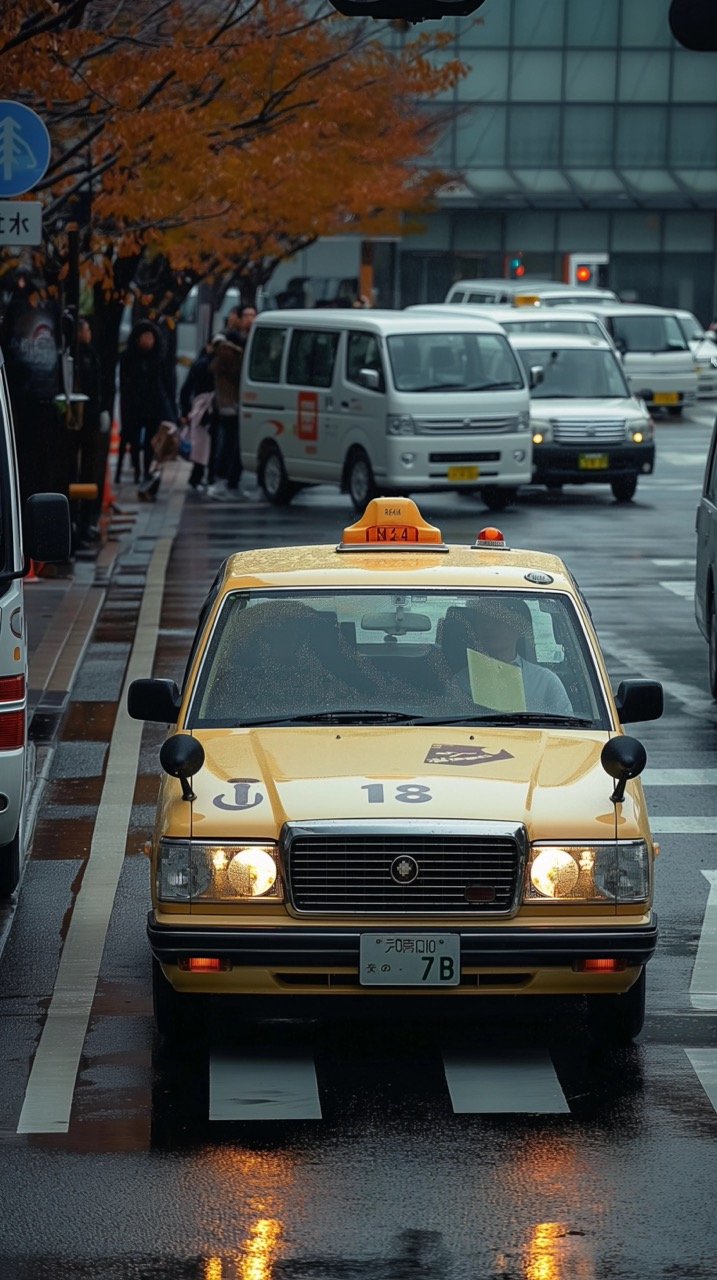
[127,678,180,723]
[358,368,381,392]
[614,679,663,724]
[529,365,544,390]
[25,493,71,564]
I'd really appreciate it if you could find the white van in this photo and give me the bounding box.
[674,309,717,399]
[444,279,619,308]
[586,304,698,416]
[409,303,616,346]
[240,310,533,512]
[0,349,70,896]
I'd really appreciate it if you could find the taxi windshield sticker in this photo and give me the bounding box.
[425,743,514,767]
[467,648,526,711]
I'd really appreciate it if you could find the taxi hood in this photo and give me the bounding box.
[182,726,645,842]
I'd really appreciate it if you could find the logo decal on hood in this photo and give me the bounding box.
[425,743,514,767]
[214,778,264,810]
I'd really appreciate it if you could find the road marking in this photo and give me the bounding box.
[650,818,717,834]
[599,632,707,718]
[689,870,717,1011]
[659,580,694,599]
[17,491,184,1134]
[442,1051,570,1114]
[209,1050,322,1120]
[644,768,717,785]
[685,1049,717,1113]
[652,559,696,568]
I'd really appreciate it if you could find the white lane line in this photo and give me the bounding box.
[659,580,694,600]
[689,870,717,1011]
[17,492,184,1135]
[685,1049,717,1113]
[645,769,717,785]
[651,818,717,834]
[443,1051,570,1114]
[209,1050,322,1120]
[599,632,707,719]
[652,559,696,568]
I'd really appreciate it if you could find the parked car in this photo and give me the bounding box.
[444,280,619,308]
[694,412,717,695]
[586,303,698,416]
[409,303,616,347]
[510,333,655,503]
[674,309,717,399]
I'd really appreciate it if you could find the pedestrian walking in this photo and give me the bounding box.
[207,305,256,501]
[179,340,215,491]
[118,320,176,488]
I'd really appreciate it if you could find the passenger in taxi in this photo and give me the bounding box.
[443,598,574,716]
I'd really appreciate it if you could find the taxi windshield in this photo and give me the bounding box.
[386,332,525,392]
[188,590,609,729]
[516,347,629,399]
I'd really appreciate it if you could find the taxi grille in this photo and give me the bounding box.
[286,832,521,915]
[551,419,627,445]
[413,415,521,435]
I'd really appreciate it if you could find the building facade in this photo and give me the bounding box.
[397,0,717,322]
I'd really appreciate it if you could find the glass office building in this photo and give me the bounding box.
[398,0,717,321]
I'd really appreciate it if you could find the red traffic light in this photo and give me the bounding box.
[576,265,593,284]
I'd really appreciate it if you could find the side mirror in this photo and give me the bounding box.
[614,679,663,724]
[601,735,647,804]
[614,336,627,355]
[127,678,180,723]
[358,367,381,392]
[529,365,544,390]
[25,493,71,563]
[160,734,205,802]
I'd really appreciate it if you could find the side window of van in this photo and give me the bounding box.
[287,329,340,388]
[448,291,465,303]
[467,291,498,304]
[346,332,385,391]
[249,328,286,382]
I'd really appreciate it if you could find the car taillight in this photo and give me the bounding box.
[0,675,24,703]
[0,710,25,750]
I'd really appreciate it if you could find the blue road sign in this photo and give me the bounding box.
[0,101,51,198]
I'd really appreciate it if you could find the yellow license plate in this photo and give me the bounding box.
[653,392,679,405]
[578,454,610,470]
[448,465,479,482]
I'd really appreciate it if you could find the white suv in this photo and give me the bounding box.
[510,333,655,503]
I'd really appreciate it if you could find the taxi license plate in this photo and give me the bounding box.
[653,392,680,405]
[578,453,609,470]
[448,465,479,482]
[359,933,460,986]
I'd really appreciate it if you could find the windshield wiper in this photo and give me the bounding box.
[238,709,419,726]
[411,713,595,727]
[464,381,523,391]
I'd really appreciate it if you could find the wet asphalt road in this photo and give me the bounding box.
[0,406,716,1280]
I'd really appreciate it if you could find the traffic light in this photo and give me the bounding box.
[507,253,526,280]
[329,0,486,16]
[575,264,593,285]
[669,0,717,50]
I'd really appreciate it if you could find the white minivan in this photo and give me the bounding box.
[587,304,698,416]
[240,310,533,511]
[0,349,70,896]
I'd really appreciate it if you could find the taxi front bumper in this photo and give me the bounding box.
[147,913,658,969]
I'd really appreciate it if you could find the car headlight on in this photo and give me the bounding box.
[531,418,552,445]
[387,414,416,436]
[631,419,653,444]
[525,841,650,903]
[157,839,282,902]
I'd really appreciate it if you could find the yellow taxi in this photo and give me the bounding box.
[128,498,663,1044]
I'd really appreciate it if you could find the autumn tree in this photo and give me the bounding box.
[1,0,464,381]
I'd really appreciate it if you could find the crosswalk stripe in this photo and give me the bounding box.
[442,1050,570,1114]
[650,818,717,834]
[645,769,717,785]
[659,580,694,599]
[209,1049,322,1120]
[685,1049,717,1113]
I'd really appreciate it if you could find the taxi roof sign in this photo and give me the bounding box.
[339,498,448,552]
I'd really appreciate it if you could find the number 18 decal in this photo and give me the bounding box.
[361,783,432,805]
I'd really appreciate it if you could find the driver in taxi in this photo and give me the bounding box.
[450,597,574,716]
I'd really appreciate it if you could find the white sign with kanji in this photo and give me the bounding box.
[0,200,42,245]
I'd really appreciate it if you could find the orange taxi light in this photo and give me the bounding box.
[577,958,626,973]
[474,526,509,549]
[340,497,444,547]
[512,294,541,308]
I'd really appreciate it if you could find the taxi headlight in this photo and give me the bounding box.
[387,414,416,436]
[157,839,282,902]
[526,841,650,903]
